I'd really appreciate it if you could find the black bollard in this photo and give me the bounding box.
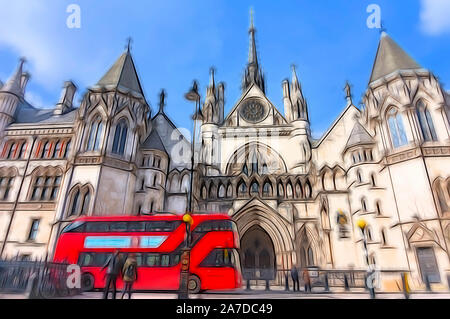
[344,274,349,291]
[285,273,289,291]
[425,275,432,292]
[246,279,251,291]
[324,273,329,292]
[265,279,270,291]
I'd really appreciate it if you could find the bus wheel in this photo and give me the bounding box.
[188,275,201,294]
[81,273,95,292]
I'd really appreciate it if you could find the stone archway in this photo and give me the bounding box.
[240,225,276,280]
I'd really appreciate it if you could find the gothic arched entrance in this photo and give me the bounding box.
[240,225,276,280]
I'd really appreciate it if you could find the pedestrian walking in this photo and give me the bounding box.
[290,264,300,292]
[102,250,123,299]
[302,268,312,293]
[121,253,138,299]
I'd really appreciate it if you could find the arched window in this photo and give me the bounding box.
[18,142,27,159]
[0,176,14,200]
[242,163,249,176]
[361,197,367,212]
[218,184,226,198]
[112,119,128,155]
[87,116,104,151]
[69,189,80,216]
[277,182,284,198]
[209,184,216,199]
[376,201,382,215]
[416,101,437,142]
[434,182,449,213]
[305,180,312,198]
[201,185,207,200]
[238,180,247,196]
[307,247,314,266]
[226,183,233,198]
[30,172,62,202]
[63,140,71,158]
[263,181,272,197]
[365,226,373,242]
[295,182,303,198]
[42,141,51,158]
[52,141,62,158]
[6,142,16,159]
[356,170,363,183]
[250,181,259,194]
[381,228,388,245]
[68,187,91,216]
[370,173,376,187]
[251,153,258,175]
[387,108,408,148]
[286,182,294,198]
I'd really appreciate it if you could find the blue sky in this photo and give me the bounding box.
[0,0,449,138]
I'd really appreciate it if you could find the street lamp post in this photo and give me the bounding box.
[178,81,201,300]
[357,219,376,299]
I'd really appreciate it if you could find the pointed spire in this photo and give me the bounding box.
[96,42,144,96]
[370,32,421,83]
[242,9,265,93]
[209,67,216,89]
[2,58,26,96]
[158,89,166,113]
[288,65,308,122]
[291,64,300,91]
[248,7,258,66]
[344,81,353,104]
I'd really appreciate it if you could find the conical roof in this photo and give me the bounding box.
[345,122,374,150]
[369,32,421,83]
[96,51,144,96]
[2,59,25,96]
[142,129,167,152]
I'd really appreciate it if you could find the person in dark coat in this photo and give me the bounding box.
[102,250,123,299]
[121,253,138,299]
[302,268,312,293]
[290,264,300,292]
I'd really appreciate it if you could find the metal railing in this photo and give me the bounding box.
[0,257,81,298]
[242,268,404,292]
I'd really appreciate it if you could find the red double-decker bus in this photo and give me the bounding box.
[53,213,242,293]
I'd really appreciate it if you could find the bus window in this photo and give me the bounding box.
[161,255,170,267]
[110,222,127,232]
[171,254,180,266]
[145,254,160,267]
[145,221,181,232]
[128,222,145,232]
[200,249,238,268]
[85,222,110,233]
[61,221,85,233]
[135,253,143,266]
[79,252,112,267]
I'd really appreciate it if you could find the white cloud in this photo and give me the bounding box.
[420,0,450,35]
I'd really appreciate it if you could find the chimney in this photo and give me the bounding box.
[20,73,30,95]
[54,81,77,115]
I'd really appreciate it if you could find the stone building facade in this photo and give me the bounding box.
[194,20,450,291]
[0,17,449,292]
[0,49,191,259]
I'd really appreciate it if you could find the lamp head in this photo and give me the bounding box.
[357,219,367,231]
[184,80,200,101]
[183,213,194,226]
